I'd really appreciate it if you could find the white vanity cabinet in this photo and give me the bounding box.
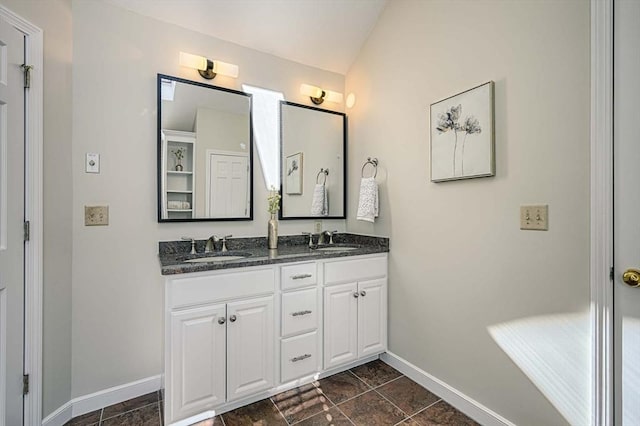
[163,252,387,425]
[323,256,388,370]
[165,267,275,424]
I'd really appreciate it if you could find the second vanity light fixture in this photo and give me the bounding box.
[179,51,239,79]
[300,83,343,105]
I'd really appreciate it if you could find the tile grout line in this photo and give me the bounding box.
[395,398,443,425]
[371,374,404,390]
[332,403,357,426]
[219,412,226,426]
[100,401,160,422]
[269,396,293,426]
[372,387,412,421]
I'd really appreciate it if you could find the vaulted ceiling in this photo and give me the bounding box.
[105,0,388,74]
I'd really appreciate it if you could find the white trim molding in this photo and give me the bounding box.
[42,375,163,426]
[380,352,516,426]
[0,6,44,426]
[590,0,614,425]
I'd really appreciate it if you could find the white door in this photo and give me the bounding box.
[614,1,640,424]
[168,304,226,424]
[323,282,358,369]
[207,153,248,217]
[0,16,25,426]
[226,296,274,401]
[357,278,387,358]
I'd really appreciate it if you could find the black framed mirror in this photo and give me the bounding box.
[279,101,347,219]
[157,74,253,222]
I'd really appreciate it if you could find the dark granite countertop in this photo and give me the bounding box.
[158,233,389,276]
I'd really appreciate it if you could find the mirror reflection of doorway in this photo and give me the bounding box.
[206,151,249,217]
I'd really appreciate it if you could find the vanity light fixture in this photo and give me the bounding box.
[179,51,239,79]
[300,83,343,105]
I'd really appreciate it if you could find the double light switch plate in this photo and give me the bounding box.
[520,205,548,231]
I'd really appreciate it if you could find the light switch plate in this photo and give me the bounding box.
[520,205,548,231]
[86,153,100,173]
[85,205,109,226]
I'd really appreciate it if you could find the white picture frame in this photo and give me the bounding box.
[285,152,303,194]
[430,81,495,182]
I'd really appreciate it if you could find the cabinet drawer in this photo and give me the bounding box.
[281,288,318,337]
[169,267,275,309]
[324,256,387,286]
[281,331,318,383]
[281,262,317,290]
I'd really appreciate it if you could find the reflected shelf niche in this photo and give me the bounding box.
[162,129,195,219]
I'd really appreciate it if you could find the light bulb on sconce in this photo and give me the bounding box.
[179,51,239,80]
[346,93,356,108]
[300,83,343,105]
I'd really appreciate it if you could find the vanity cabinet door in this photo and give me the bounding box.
[226,296,275,401]
[169,304,226,422]
[323,282,358,369]
[357,278,387,358]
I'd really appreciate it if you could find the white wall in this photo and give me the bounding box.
[0,0,74,418]
[71,0,345,398]
[346,1,590,425]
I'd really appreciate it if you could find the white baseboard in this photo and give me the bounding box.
[41,401,73,426]
[42,375,162,426]
[380,352,516,426]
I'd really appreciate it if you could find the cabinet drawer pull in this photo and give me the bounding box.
[291,354,312,362]
[291,310,312,317]
[291,273,313,280]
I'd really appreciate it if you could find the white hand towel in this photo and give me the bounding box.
[356,177,378,222]
[311,184,328,216]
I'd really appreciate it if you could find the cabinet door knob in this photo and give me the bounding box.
[218,317,226,325]
[229,315,237,322]
[360,290,367,297]
[353,292,359,298]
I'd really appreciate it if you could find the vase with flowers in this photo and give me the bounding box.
[267,186,281,249]
[171,148,185,171]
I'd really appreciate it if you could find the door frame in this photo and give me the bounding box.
[0,6,43,425]
[590,0,614,425]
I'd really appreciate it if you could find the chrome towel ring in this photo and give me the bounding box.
[361,157,378,178]
[316,168,329,184]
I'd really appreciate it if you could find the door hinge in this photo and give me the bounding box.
[23,374,29,395]
[24,221,30,241]
[20,64,33,89]
[610,266,615,281]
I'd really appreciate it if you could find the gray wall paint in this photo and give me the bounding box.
[71,0,345,398]
[346,1,590,425]
[0,0,74,418]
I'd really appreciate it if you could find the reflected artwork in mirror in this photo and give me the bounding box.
[279,101,346,219]
[157,74,253,222]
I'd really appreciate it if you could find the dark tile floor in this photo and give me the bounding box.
[65,360,480,426]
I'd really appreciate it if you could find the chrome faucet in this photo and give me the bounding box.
[205,235,219,253]
[321,230,338,245]
[221,235,232,252]
[181,236,197,255]
[302,232,314,248]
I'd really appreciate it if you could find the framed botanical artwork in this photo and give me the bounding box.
[285,152,303,194]
[430,81,495,182]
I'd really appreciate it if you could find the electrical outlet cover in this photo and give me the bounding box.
[314,220,322,234]
[85,206,109,226]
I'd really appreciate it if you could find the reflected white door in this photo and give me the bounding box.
[614,1,640,424]
[206,153,248,217]
[0,15,25,426]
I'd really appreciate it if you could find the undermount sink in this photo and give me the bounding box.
[316,246,359,252]
[184,253,250,263]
